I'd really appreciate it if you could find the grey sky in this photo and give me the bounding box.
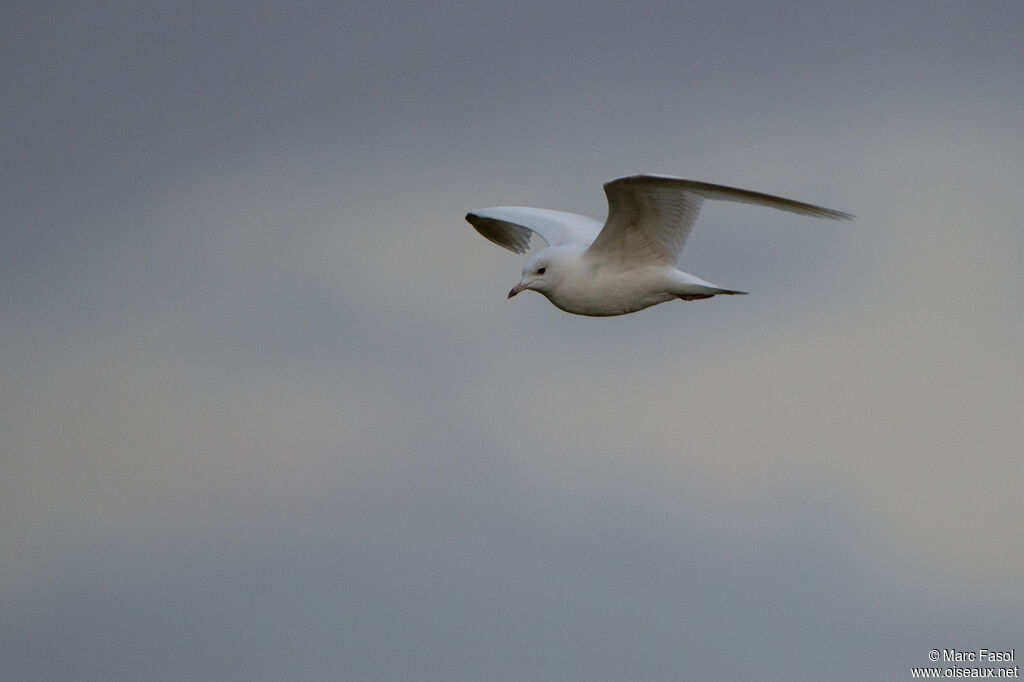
[3,1,1023,680]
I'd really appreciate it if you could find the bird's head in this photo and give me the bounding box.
[508,248,569,299]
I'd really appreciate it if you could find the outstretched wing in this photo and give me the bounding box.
[466,207,603,254]
[586,174,853,266]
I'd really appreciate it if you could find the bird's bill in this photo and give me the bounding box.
[508,281,528,298]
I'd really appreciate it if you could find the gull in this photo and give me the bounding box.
[466,174,853,316]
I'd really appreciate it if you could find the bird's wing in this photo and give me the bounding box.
[587,174,853,266]
[466,207,603,254]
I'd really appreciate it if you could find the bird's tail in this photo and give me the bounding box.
[678,286,748,301]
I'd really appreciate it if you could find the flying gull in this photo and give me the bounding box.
[466,174,852,316]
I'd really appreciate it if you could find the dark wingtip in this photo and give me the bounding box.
[817,207,856,221]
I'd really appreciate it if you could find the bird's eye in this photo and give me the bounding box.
[537,267,546,275]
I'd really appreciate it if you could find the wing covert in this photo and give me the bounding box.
[587,175,705,265]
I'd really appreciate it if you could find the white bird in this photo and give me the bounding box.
[466,174,853,316]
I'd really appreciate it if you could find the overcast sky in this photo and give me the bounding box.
[3,2,1023,680]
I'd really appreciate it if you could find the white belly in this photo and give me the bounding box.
[546,265,679,316]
